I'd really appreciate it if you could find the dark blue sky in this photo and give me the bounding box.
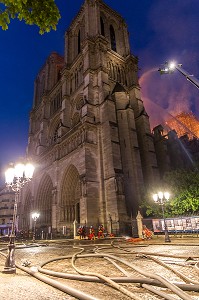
[1,0,199,182]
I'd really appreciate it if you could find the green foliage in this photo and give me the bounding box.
[140,198,162,217]
[0,0,60,34]
[140,193,171,218]
[163,169,199,215]
[141,168,199,218]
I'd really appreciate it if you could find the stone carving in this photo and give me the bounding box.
[80,176,87,197]
[115,175,124,195]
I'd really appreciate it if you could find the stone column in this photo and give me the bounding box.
[136,211,143,238]
[73,220,78,239]
[51,187,58,237]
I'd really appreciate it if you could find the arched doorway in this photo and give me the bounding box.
[60,165,81,225]
[35,174,53,233]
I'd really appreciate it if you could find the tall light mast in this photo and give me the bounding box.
[158,61,199,90]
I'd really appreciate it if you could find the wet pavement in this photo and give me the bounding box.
[0,236,199,300]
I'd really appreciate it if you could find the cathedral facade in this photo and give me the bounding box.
[20,0,158,236]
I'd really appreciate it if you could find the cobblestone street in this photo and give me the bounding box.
[0,237,199,300]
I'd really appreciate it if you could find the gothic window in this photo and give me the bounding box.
[35,117,40,132]
[117,66,121,82]
[100,17,105,36]
[53,124,60,142]
[110,25,116,52]
[50,91,62,115]
[35,74,45,107]
[113,64,116,80]
[121,67,126,85]
[57,66,62,81]
[107,60,127,86]
[79,62,83,84]
[78,30,81,54]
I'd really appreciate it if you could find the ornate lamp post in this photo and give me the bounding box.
[3,162,34,274]
[32,212,40,242]
[153,191,171,243]
[109,214,113,235]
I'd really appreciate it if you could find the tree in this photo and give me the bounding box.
[140,192,166,218]
[163,169,199,216]
[0,0,60,34]
[141,168,199,217]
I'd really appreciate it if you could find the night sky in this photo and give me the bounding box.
[1,0,199,183]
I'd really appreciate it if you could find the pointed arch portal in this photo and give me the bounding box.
[60,165,81,224]
[35,174,53,228]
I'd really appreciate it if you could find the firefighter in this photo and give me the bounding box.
[142,225,152,239]
[88,226,95,240]
[98,224,104,239]
[77,226,83,239]
[81,226,86,239]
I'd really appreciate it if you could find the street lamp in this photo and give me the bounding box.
[3,162,35,274]
[153,191,171,243]
[32,212,40,242]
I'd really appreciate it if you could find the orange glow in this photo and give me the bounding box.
[164,112,199,139]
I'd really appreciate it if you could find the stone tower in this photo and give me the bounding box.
[21,0,158,236]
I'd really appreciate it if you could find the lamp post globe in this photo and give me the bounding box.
[3,161,34,274]
[153,191,171,243]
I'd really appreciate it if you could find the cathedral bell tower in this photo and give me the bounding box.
[26,0,158,236]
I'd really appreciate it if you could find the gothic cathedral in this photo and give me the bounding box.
[20,0,158,236]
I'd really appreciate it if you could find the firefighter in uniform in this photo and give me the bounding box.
[98,224,104,239]
[88,226,95,240]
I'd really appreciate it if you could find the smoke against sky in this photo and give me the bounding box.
[138,0,199,127]
[0,0,199,181]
